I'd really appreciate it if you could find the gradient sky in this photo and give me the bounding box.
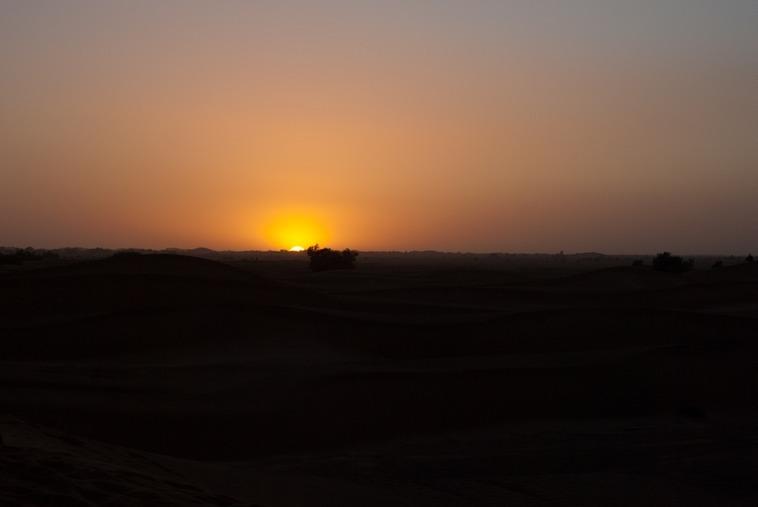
[1,1,757,253]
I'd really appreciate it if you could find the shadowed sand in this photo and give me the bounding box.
[1,252,757,505]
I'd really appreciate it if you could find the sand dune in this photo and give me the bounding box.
[1,253,756,505]
[0,416,254,506]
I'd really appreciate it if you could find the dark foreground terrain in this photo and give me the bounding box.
[1,251,756,505]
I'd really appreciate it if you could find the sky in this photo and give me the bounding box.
[1,1,757,253]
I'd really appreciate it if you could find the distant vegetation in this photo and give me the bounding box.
[0,248,58,265]
[652,252,694,273]
[747,254,755,264]
[306,245,359,272]
[110,251,144,259]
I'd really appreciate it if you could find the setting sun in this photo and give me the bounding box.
[2,3,757,504]
[262,213,330,251]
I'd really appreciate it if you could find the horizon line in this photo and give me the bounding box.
[1,245,753,258]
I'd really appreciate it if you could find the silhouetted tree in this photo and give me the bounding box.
[652,252,693,273]
[306,244,358,272]
[747,254,755,264]
[711,260,723,269]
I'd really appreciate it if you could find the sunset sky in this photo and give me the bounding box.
[1,1,757,253]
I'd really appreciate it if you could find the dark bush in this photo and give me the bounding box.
[0,248,58,265]
[652,252,693,273]
[747,254,755,264]
[306,245,358,272]
[711,260,723,269]
[632,259,644,267]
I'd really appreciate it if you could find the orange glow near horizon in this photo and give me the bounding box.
[262,214,330,251]
[1,3,757,253]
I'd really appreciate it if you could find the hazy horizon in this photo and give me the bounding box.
[2,1,757,253]
[3,243,753,258]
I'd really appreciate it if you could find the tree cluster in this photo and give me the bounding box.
[0,248,58,265]
[652,252,694,273]
[306,245,359,272]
